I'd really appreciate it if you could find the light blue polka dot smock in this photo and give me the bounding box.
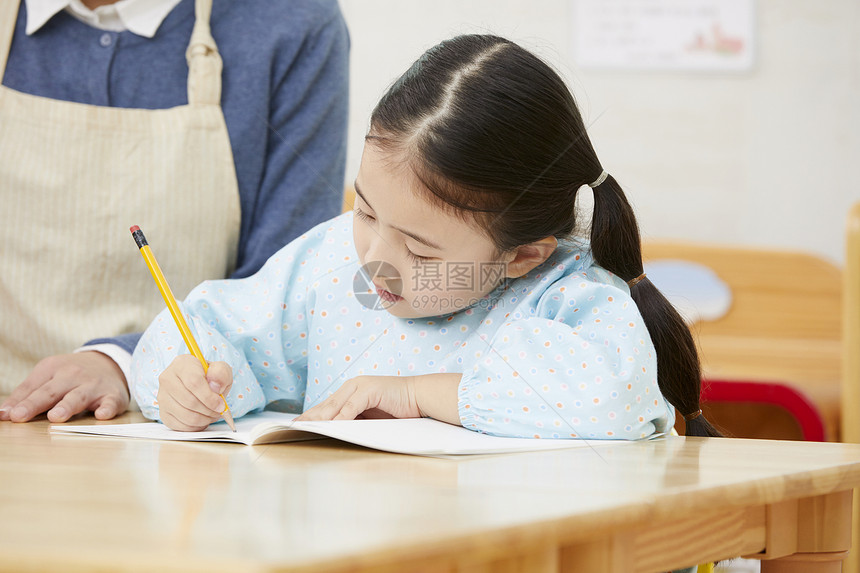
[130,212,674,440]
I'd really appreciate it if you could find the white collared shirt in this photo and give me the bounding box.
[25,0,183,38]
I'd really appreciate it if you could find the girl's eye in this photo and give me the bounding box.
[354,207,375,223]
[406,249,432,263]
[354,206,433,263]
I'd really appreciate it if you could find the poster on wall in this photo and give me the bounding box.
[572,0,755,72]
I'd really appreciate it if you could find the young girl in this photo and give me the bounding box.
[130,34,720,439]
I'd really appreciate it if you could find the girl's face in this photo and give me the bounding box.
[353,143,514,319]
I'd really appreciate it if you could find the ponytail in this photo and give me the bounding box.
[590,174,722,437]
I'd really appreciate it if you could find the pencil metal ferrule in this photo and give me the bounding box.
[131,228,148,249]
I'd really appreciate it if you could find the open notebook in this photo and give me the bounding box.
[50,411,620,457]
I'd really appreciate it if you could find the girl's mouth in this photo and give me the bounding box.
[376,287,403,303]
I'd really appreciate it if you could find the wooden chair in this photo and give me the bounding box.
[842,202,860,573]
[843,202,860,440]
[642,241,843,441]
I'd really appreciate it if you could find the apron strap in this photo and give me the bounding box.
[185,0,222,106]
[0,1,21,82]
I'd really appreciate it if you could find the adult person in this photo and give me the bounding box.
[0,0,348,422]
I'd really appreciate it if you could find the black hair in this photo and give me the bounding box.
[368,34,721,437]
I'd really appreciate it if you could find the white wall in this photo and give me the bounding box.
[339,0,860,264]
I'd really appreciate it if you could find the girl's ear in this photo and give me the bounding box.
[503,236,558,278]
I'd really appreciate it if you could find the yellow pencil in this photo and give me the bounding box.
[130,225,236,432]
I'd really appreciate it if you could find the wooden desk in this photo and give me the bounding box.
[643,242,843,441]
[2,414,860,573]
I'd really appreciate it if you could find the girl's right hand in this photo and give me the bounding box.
[156,355,233,431]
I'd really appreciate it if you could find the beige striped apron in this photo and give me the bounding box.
[0,0,241,392]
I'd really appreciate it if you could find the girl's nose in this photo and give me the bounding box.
[364,234,388,265]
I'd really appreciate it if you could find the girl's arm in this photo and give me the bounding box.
[128,216,349,425]
[130,277,290,424]
[457,276,673,440]
[411,373,461,424]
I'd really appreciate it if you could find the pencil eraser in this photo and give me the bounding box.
[129,225,140,233]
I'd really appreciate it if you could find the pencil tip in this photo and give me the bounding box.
[221,407,237,432]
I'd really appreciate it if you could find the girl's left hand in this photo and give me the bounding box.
[298,375,422,421]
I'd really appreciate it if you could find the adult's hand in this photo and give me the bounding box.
[0,352,129,423]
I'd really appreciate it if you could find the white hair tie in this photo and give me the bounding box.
[588,169,608,188]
